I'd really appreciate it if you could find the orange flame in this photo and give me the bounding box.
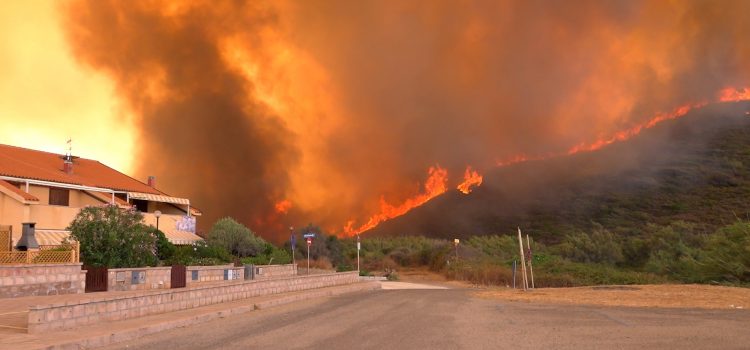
[274,199,292,214]
[719,87,750,102]
[343,166,448,236]
[344,86,750,236]
[457,166,483,194]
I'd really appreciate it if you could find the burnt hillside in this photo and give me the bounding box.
[366,102,750,243]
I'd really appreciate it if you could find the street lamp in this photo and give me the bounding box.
[154,210,162,231]
[289,226,295,266]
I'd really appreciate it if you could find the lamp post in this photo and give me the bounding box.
[289,226,295,266]
[356,235,361,273]
[154,210,162,232]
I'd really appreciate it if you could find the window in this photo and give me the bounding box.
[49,188,70,206]
[132,199,149,212]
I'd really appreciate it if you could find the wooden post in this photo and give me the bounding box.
[526,234,535,289]
[517,228,528,290]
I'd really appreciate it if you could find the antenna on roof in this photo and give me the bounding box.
[65,138,72,161]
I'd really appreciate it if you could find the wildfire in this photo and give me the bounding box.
[274,199,292,214]
[719,87,750,102]
[457,166,483,194]
[346,86,750,236]
[343,166,448,236]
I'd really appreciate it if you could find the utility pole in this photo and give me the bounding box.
[518,227,528,291]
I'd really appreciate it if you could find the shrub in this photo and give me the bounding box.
[68,204,157,268]
[207,217,267,257]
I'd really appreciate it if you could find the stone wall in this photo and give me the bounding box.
[27,271,360,333]
[0,263,85,298]
[251,264,297,280]
[108,267,172,291]
[186,265,244,285]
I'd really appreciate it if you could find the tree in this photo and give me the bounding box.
[68,204,158,268]
[207,217,266,257]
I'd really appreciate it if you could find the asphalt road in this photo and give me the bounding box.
[101,284,750,350]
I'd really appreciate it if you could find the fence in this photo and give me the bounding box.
[0,242,79,264]
[0,226,11,251]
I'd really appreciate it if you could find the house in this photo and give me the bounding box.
[0,143,202,248]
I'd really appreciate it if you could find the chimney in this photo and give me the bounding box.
[147,176,156,188]
[63,159,73,175]
[16,223,39,251]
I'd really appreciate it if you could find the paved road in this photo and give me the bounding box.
[100,284,750,350]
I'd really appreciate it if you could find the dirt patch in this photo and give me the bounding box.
[396,268,474,288]
[476,284,750,310]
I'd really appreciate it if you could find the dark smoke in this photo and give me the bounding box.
[61,0,750,241]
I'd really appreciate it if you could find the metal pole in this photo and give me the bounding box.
[290,226,295,266]
[307,243,310,275]
[512,260,517,289]
[526,234,535,289]
[356,235,360,272]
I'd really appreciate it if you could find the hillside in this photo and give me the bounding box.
[366,102,750,243]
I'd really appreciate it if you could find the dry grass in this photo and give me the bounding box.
[476,284,750,310]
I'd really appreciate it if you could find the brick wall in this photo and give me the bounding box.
[0,263,85,298]
[27,271,359,333]
[108,267,172,291]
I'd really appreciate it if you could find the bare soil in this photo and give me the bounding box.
[396,268,750,310]
[476,284,750,309]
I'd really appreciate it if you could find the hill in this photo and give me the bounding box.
[366,101,750,243]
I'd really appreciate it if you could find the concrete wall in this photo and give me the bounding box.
[28,271,360,333]
[108,267,173,291]
[186,265,244,285]
[0,263,85,298]
[252,264,297,280]
[107,265,248,291]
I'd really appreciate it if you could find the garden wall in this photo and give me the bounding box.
[250,264,297,280]
[186,265,244,285]
[28,271,360,333]
[0,263,85,298]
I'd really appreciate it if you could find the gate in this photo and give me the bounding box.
[171,264,186,288]
[84,266,108,292]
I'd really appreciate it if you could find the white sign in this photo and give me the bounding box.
[176,216,196,232]
[357,242,361,250]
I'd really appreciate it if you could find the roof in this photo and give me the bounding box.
[0,179,39,202]
[0,144,162,194]
[34,229,202,246]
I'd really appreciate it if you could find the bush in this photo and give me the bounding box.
[68,204,157,268]
[207,218,266,257]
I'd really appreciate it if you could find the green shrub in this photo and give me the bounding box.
[68,205,157,268]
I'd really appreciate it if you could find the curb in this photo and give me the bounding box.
[32,281,381,350]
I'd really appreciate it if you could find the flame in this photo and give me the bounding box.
[347,86,750,236]
[457,166,483,194]
[343,166,448,236]
[719,87,750,103]
[275,199,292,214]
[565,102,707,155]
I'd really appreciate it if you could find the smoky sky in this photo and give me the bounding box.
[61,0,750,241]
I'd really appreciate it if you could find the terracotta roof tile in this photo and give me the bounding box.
[0,144,162,194]
[0,179,39,201]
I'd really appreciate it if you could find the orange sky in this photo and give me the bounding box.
[0,1,135,173]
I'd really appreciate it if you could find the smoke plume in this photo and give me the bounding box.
[61,0,750,241]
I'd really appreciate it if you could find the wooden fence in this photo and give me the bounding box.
[0,226,11,252]
[0,242,79,264]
